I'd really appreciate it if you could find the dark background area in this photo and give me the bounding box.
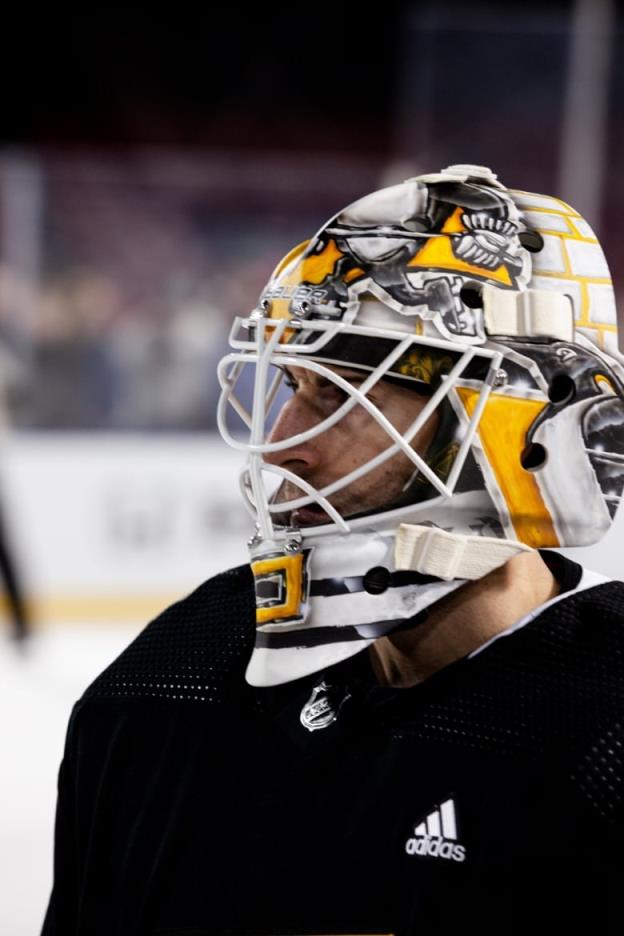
[0,4,576,151]
[1,7,406,151]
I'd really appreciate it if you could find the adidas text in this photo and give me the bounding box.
[405,835,466,863]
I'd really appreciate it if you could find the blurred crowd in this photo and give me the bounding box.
[0,152,380,431]
[0,149,621,433]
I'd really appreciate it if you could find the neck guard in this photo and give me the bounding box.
[246,507,531,687]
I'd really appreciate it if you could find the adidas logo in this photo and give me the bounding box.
[405,798,466,863]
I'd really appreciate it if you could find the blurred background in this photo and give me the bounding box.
[1,1,624,931]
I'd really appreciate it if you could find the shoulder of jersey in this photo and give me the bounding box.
[558,581,624,827]
[565,578,624,663]
[80,564,256,705]
[485,579,624,718]
[507,579,624,754]
[387,580,624,765]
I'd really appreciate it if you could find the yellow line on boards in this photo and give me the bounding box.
[0,592,186,627]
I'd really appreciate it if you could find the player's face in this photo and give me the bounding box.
[263,363,439,526]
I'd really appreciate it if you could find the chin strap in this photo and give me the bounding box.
[395,523,532,581]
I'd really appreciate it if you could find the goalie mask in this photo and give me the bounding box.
[217,163,624,687]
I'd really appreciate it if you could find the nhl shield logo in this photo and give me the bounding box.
[300,680,352,732]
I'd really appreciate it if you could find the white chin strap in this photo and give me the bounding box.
[395,524,531,580]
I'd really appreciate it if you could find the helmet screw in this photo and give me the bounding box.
[493,368,508,388]
[261,298,272,314]
[285,539,300,553]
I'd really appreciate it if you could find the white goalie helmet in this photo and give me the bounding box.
[217,163,624,687]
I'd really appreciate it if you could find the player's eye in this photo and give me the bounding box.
[280,370,365,408]
[281,370,299,392]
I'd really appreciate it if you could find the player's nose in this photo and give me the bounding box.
[263,395,322,470]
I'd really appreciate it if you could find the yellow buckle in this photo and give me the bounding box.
[251,552,304,624]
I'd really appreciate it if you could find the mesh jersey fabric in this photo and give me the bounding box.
[41,554,624,936]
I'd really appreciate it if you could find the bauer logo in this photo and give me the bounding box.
[405,797,466,863]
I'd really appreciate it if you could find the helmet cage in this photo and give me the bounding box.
[217,314,504,542]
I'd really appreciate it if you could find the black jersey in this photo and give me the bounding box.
[41,553,624,935]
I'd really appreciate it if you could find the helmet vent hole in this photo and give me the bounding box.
[518,230,544,252]
[459,283,483,309]
[548,374,576,405]
[520,442,547,471]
